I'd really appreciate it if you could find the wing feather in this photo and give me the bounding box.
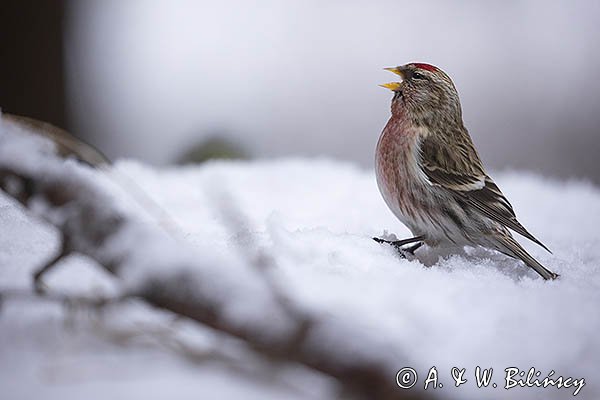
[418,132,551,253]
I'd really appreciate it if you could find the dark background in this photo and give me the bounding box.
[1,0,67,128]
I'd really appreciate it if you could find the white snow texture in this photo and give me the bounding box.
[1,122,599,399]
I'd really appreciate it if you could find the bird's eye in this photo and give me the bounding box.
[412,72,426,80]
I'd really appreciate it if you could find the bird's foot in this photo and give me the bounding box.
[402,241,424,255]
[373,235,424,258]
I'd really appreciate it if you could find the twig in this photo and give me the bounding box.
[32,237,70,293]
[0,127,431,400]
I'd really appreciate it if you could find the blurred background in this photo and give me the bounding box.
[1,0,599,181]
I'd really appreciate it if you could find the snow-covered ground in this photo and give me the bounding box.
[1,154,599,399]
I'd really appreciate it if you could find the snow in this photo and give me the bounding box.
[1,129,600,399]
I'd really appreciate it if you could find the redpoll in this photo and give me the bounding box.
[375,63,558,280]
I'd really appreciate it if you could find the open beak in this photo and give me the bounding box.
[379,82,402,91]
[380,67,404,91]
[384,67,404,77]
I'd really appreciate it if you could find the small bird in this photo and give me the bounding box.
[374,63,558,280]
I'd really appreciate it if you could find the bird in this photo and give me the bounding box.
[374,62,558,280]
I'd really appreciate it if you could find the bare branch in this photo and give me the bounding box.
[0,120,430,400]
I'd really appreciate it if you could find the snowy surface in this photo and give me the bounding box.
[1,150,599,399]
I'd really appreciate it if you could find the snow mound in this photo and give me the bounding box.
[1,156,599,399]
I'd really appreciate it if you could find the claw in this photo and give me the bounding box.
[372,235,424,257]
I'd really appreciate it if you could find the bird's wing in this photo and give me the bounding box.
[418,132,551,253]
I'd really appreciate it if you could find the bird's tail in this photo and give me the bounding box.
[494,234,559,280]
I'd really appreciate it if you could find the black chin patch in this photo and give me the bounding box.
[393,90,403,101]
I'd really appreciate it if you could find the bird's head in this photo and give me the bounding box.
[381,63,462,122]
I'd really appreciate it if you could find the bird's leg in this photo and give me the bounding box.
[373,235,424,247]
[402,241,423,255]
[373,235,424,257]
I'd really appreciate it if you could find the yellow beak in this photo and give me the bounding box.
[383,67,403,77]
[379,82,402,91]
[380,66,404,91]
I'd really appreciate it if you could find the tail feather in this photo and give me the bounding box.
[494,234,559,280]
